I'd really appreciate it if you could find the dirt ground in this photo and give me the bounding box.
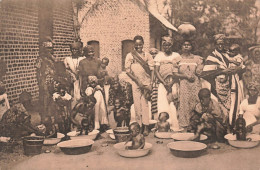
[0,132,259,170]
[1,107,260,170]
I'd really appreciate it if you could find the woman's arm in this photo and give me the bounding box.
[154,65,166,85]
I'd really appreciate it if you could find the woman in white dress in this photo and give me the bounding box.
[154,36,181,130]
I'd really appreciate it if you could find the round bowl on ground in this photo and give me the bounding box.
[148,120,157,130]
[43,133,65,145]
[154,131,173,139]
[113,127,130,143]
[113,142,152,158]
[167,141,207,158]
[171,133,208,141]
[224,133,260,149]
[67,130,99,140]
[57,139,94,155]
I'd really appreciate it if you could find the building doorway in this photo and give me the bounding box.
[121,40,134,70]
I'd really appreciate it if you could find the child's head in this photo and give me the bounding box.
[165,75,175,87]
[228,44,240,57]
[88,76,98,88]
[198,88,211,107]
[81,118,89,128]
[83,95,97,110]
[149,48,158,59]
[129,122,141,137]
[101,57,109,68]
[114,98,122,109]
[111,76,120,90]
[158,112,169,122]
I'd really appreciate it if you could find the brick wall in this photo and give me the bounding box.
[52,0,74,61]
[0,0,39,104]
[79,0,150,76]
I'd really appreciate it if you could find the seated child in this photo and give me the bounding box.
[188,88,227,142]
[126,122,145,150]
[154,112,170,132]
[113,97,130,127]
[71,91,96,132]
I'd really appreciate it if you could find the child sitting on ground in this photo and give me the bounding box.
[113,97,130,127]
[126,122,145,150]
[154,112,170,132]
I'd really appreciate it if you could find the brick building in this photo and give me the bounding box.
[0,0,74,104]
[79,0,166,75]
[0,0,166,104]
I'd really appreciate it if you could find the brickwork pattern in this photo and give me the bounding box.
[53,0,74,61]
[0,0,39,104]
[80,0,150,76]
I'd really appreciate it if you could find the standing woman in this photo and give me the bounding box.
[177,40,204,129]
[201,34,243,131]
[64,41,85,108]
[125,35,154,136]
[35,37,56,120]
[154,36,181,129]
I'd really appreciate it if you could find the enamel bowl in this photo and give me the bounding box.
[113,142,152,158]
[171,133,208,141]
[43,133,65,145]
[57,139,94,155]
[67,130,99,140]
[224,133,260,148]
[167,141,207,158]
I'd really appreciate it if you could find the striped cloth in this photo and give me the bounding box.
[151,79,159,119]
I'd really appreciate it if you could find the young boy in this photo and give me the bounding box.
[154,112,170,132]
[188,88,227,142]
[125,122,145,150]
[97,57,110,86]
[113,97,130,127]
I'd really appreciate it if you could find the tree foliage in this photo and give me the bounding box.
[166,0,259,57]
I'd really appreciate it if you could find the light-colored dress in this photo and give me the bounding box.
[203,50,243,128]
[64,56,85,107]
[239,97,260,133]
[178,55,203,128]
[125,51,154,126]
[154,51,181,129]
[0,93,10,120]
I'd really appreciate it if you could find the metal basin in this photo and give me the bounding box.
[57,139,94,155]
[167,141,207,158]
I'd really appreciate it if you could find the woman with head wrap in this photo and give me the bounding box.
[154,36,182,130]
[239,82,260,134]
[35,36,57,119]
[201,34,244,132]
[243,45,260,94]
[177,40,204,129]
[64,41,85,108]
[124,35,154,136]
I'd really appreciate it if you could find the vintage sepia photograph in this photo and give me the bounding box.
[0,0,260,169]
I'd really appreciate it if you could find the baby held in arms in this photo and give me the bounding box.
[125,122,145,150]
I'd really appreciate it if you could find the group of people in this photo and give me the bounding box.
[0,33,259,144]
